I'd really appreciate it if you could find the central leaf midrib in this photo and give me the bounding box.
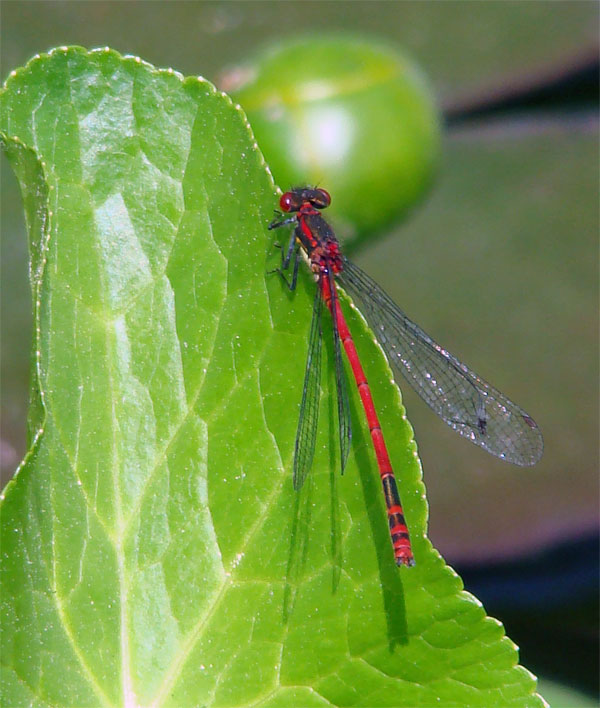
[149,442,289,707]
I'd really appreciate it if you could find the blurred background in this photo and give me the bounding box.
[1,2,598,704]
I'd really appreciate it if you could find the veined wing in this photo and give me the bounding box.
[325,270,352,473]
[339,258,543,466]
[293,286,324,489]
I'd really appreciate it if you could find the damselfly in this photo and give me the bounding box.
[269,187,543,566]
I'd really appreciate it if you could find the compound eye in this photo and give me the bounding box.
[279,192,296,212]
[313,188,331,208]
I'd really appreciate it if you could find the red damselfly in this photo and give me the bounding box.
[269,187,543,567]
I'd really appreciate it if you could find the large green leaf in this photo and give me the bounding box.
[1,47,544,707]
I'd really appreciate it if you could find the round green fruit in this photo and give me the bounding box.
[226,35,441,243]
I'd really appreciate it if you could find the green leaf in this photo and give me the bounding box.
[1,47,544,707]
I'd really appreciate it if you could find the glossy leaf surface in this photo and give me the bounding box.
[0,48,543,707]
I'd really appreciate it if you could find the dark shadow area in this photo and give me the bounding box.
[351,398,409,650]
[282,468,314,624]
[457,533,599,701]
[445,50,599,125]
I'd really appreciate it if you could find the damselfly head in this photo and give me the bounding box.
[280,187,331,213]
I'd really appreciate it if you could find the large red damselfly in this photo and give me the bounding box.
[268,187,543,567]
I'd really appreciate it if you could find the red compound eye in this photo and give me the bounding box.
[279,192,295,212]
[314,189,331,208]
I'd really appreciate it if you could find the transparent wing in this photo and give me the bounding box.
[293,286,323,489]
[325,271,352,473]
[339,259,543,466]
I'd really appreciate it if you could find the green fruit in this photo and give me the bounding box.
[227,35,441,243]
